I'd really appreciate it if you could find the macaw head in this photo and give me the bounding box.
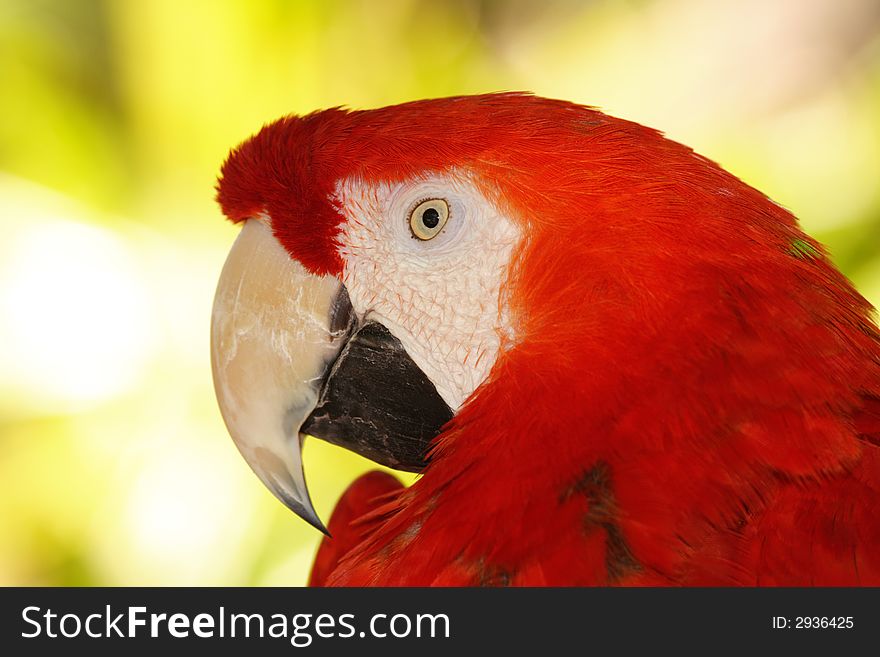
[211,93,876,533]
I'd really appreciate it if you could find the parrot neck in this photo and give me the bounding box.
[351,247,880,584]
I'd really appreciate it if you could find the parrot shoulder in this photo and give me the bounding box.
[308,471,403,586]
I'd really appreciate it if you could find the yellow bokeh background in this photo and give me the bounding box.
[1,0,879,585]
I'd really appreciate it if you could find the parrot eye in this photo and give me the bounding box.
[409,198,450,240]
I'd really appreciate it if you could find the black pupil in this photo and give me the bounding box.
[421,207,440,229]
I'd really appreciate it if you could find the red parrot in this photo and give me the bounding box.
[210,93,880,586]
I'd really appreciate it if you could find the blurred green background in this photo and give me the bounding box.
[1,0,879,585]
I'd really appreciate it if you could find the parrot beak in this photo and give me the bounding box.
[211,219,453,531]
[211,218,345,533]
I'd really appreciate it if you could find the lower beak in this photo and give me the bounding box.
[211,219,452,531]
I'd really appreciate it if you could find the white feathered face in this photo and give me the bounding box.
[333,171,521,409]
[211,168,522,530]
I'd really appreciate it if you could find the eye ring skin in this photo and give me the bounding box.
[409,198,450,240]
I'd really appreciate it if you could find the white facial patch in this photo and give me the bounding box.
[332,171,521,410]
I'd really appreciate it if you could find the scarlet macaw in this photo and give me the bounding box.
[210,93,880,585]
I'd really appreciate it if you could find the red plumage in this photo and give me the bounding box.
[308,471,403,587]
[218,93,880,586]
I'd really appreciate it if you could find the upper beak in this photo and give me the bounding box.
[211,219,453,531]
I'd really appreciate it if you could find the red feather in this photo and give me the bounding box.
[220,93,880,586]
[309,471,403,586]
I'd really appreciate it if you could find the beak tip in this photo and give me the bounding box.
[298,510,330,537]
[267,480,329,535]
[301,509,330,537]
